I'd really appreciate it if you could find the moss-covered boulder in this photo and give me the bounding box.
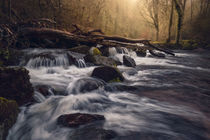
[0,97,19,140]
[89,47,102,56]
[91,66,124,83]
[0,67,34,105]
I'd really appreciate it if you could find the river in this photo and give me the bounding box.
[7,48,210,140]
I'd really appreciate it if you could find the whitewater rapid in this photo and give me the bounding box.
[7,48,210,140]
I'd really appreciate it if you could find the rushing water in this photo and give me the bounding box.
[7,48,210,140]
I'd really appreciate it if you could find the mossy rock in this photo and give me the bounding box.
[89,47,102,56]
[84,55,118,67]
[91,66,124,83]
[0,67,34,105]
[0,97,19,140]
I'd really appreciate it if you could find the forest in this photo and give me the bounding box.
[0,0,210,43]
[0,0,210,140]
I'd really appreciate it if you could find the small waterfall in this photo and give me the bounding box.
[33,91,46,103]
[109,47,137,63]
[109,47,118,56]
[26,54,70,68]
[76,58,86,68]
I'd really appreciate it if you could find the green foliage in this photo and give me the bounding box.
[181,40,198,50]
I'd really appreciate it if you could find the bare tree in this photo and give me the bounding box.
[140,0,160,41]
[166,0,174,43]
[173,0,187,44]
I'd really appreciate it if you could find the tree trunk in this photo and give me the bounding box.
[166,0,174,43]
[173,0,184,44]
[156,28,159,41]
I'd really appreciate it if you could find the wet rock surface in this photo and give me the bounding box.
[0,97,19,140]
[0,67,34,105]
[68,78,105,94]
[84,54,118,67]
[91,66,124,83]
[123,55,136,67]
[57,113,105,127]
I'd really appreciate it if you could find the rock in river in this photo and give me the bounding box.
[0,67,34,105]
[123,55,136,67]
[91,66,124,83]
[0,97,19,140]
[57,113,105,127]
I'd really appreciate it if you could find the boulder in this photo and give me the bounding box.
[67,78,105,94]
[91,66,124,83]
[100,46,110,57]
[0,67,34,105]
[84,55,118,67]
[57,113,105,127]
[0,97,19,140]
[89,47,102,56]
[123,55,136,67]
[136,49,147,57]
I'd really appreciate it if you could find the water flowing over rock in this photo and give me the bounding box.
[57,113,105,127]
[0,67,34,105]
[91,66,124,83]
[123,55,136,67]
[67,78,105,94]
[84,54,118,67]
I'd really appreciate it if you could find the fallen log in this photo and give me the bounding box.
[92,34,150,44]
[17,27,175,56]
[149,50,165,58]
[145,42,175,56]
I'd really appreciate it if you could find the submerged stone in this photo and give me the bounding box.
[70,126,117,140]
[57,113,105,127]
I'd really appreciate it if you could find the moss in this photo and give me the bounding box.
[0,97,19,140]
[108,77,122,83]
[92,48,102,56]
